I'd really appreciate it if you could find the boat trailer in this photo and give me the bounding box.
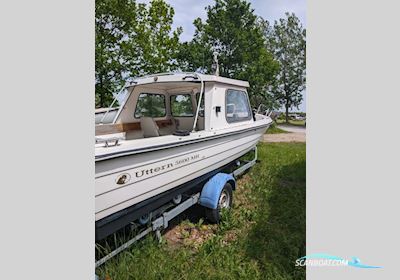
[95,147,258,272]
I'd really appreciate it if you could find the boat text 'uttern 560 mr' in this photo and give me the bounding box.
[95,72,272,242]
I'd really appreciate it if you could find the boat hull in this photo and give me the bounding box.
[95,125,268,222]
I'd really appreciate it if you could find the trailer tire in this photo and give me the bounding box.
[205,183,233,223]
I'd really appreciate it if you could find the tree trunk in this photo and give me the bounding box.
[285,104,289,123]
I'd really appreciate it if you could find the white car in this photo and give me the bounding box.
[294,115,306,121]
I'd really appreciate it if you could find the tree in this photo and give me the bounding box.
[95,0,182,108]
[265,13,306,123]
[121,0,182,76]
[178,0,279,108]
[95,0,134,108]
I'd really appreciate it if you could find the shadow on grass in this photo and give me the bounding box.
[245,160,306,279]
[163,204,206,229]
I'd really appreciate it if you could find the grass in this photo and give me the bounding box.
[265,123,288,134]
[96,143,306,280]
[276,119,306,127]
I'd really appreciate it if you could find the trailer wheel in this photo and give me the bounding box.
[205,183,233,223]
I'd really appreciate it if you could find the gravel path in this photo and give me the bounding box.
[277,124,306,133]
[263,124,306,143]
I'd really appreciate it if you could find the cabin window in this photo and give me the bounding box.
[171,94,194,117]
[225,89,252,123]
[134,93,166,118]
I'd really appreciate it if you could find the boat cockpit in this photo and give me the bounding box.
[96,82,205,141]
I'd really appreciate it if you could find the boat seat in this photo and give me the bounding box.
[140,117,160,138]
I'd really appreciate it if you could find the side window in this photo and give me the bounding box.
[195,92,205,117]
[225,89,252,123]
[134,93,166,118]
[171,94,193,117]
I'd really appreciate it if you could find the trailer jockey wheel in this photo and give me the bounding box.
[172,194,182,205]
[138,213,150,225]
[205,183,233,223]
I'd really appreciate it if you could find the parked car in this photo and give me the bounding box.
[294,115,306,121]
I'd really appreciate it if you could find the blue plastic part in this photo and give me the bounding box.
[199,173,235,209]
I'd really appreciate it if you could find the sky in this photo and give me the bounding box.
[137,0,307,112]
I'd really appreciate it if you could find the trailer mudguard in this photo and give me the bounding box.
[199,173,235,209]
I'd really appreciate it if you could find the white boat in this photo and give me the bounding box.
[95,72,272,240]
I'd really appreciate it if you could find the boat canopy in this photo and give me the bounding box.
[97,72,253,132]
[126,72,249,89]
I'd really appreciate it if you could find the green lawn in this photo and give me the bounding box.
[96,143,306,280]
[265,123,288,134]
[276,119,306,127]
